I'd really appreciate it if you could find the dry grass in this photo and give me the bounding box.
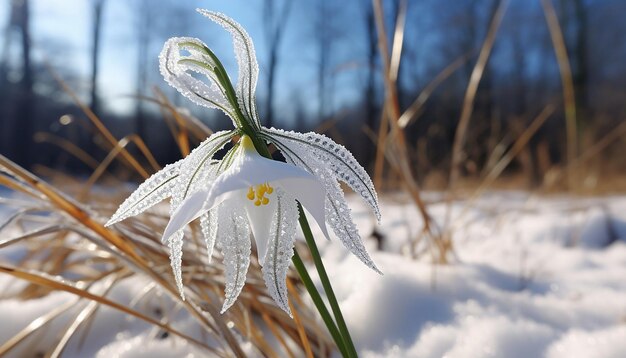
[3,2,626,355]
[0,83,333,356]
[369,0,626,265]
[372,0,453,263]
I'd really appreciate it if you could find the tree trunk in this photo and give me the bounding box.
[317,0,330,121]
[572,0,588,125]
[135,0,151,140]
[364,1,379,168]
[90,0,105,116]
[15,0,34,167]
[263,0,292,128]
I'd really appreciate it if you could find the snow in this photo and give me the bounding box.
[2,191,626,357]
[317,192,626,357]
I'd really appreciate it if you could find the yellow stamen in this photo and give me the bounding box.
[247,183,275,206]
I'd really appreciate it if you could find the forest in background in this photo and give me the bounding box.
[1,0,625,191]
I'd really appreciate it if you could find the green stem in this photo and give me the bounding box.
[246,119,351,356]
[298,205,359,358]
[200,54,355,355]
[292,250,348,357]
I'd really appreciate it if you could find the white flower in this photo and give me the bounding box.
[162,135,329,313]
[106,9,381,315]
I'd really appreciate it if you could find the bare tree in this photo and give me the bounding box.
[315,0,340,121]
[362,0,380,167]
[571,0,588,124]
[263,0,293,128]
[0,3,12,84]
[134,0,154,139]
[89,0,106,116]
[13,0,34,166]
[0,1,13,156]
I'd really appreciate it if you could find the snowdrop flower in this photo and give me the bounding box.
[160,134,330,313]
[106,10,381,315]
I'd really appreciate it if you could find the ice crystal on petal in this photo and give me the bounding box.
[168,230,186,300]
[200,207,219,264]
[264,128,381,222]
[261,189,298,316]
[169,131,234,229]
[159,37,236,124]
[321,169,381,273]
[105,160,181,227]
[197,10,260,129]
[219,204,251,313]
[267,134,381,273]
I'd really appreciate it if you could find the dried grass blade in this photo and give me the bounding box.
[80,134,161,198]
[0,265,221,355]
[287,280,314,358]
[389,0,407,82]
[0,173,43,200]
[541,0,578,191]
[398,52,472,128]
[135,94,214,141]
[153,88,190,157]
[0,298,79,356]
[449,0,508,188]
[43,60,150,179]
[451,105,554,229]
[0,225,65,249]
[33,132,100,170]
[47,274,120,358]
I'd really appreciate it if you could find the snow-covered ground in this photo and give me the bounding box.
[337,192,626,358]
[1,191,626,357]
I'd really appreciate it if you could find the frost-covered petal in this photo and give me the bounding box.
[262,188,298,316]
[159,37,236,124]
[200,136,329,240]
[166,130,233,243]
[244,194,277,266]
[278,178,330,240]
[322,168,382,274]
[171,130,234,211]
[268,135,381,274]
[105,160,181,226]
[197,10,260,129]
[168,230,186,300]
[219,203,251,313]
[263,127,381,222]
[163,189,210,244]
[200,208,219,264]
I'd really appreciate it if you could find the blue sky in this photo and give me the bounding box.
[1,0,370,126]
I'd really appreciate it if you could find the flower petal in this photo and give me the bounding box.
[219,203,251,313]
[201,144,324,213]
[268,135,382,274]
[197,10,260,129]
[263,127,381,222]
[200,207,219,264]
[244,195,277,266]
[323,170,382,274]
[163,190,208,244]
[168,230,186,300]
[277,178,330,241]
[159,37,236,124]
[172,130,234,210]
[105,159,181,226]
[166,130,234,245]
[262,188,298,316]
